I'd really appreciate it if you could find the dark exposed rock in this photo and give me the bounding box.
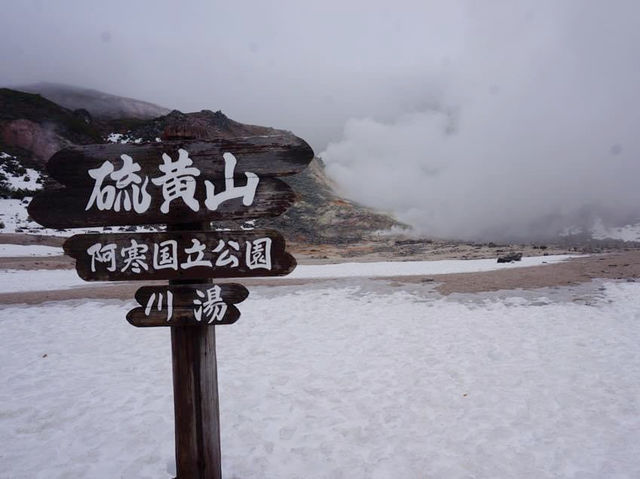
[1,119,70,166]
[497,252,523,263]
[121,109,283,142]
[0,88,102,146]
[73,108,92,125]
[395,239,432,246]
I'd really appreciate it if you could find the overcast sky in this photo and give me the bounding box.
[0,0,464,149]
[1,0,639,240]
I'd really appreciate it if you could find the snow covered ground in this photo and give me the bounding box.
[1,278,639,478]
[0,244,63,257]
[0,255,575,293]
[285,255,574,279]
[105,132,147,144]
[0,269,88,292]
[0,152,42,192]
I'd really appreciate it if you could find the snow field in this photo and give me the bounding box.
[0,269,90,292]
[0,255,576,294]
[1,280,640,478]
[285,254,575,279]
[0,152,41,192]
[0,244,63,257]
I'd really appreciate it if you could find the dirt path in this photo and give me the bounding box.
[1,251,639,305]
[0,255,74,270]
[409,250,640,294]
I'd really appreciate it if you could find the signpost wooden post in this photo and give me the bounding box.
[28,131,314,478]
[169,220,222,479]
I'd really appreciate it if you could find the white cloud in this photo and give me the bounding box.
[322,1,640,240]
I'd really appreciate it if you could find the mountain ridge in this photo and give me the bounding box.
[14,82,170,120]
[0,86,401,243]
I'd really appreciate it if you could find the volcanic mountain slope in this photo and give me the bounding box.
[114,109,402,243]
[0,88,103,166]
[0,87,401,243]
[14,82,170,120]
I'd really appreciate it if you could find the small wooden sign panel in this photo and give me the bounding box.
[64,229,295,281]
[127,283,249,327]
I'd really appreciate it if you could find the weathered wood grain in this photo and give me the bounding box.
[128,283,248,327]
[127,304,241,327]
[171,324,222,477]
[27,177,295,228]
[134,283,249,306]
[63,229,296,281]
[46,136,314,186]
[168,222,222,479]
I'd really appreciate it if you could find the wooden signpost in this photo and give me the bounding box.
[28,131,314,478]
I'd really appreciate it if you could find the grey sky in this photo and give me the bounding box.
[0,0,464,149]
[1,0,639,240]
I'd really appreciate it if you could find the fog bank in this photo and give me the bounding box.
[322,1,640,241]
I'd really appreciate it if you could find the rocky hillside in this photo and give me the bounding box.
[15,83,170,120]
[0,88,103,166]
[0,87,401,243]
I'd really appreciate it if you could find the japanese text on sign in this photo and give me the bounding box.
[144,285,229,324]
[87,236,272,274]
[86,149,259,214]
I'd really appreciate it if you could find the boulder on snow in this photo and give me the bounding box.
[497,252,523,263]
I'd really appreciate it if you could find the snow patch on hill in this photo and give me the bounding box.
[0,152,42,195]
[0,244,63,257]
[106,132,144,144]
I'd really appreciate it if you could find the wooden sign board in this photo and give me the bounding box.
[28,178,294,228]
[46,136,314,186]
[27,127,314,479]
[63,229,295,281]
[127,283,249,327]
[27,135,313,229]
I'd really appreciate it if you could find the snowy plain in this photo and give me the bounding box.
[0,151,41,192]
[0,244,63,257]
[285,255,574,279]
[1,276,640,478]
[0,255,575,294]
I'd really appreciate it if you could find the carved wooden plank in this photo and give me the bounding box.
[134,283,249,306]
[129,283,248,327]
[27,177,295,228]
[63,229,295,281]
[46,136,314,187]
[128,303,242,327]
